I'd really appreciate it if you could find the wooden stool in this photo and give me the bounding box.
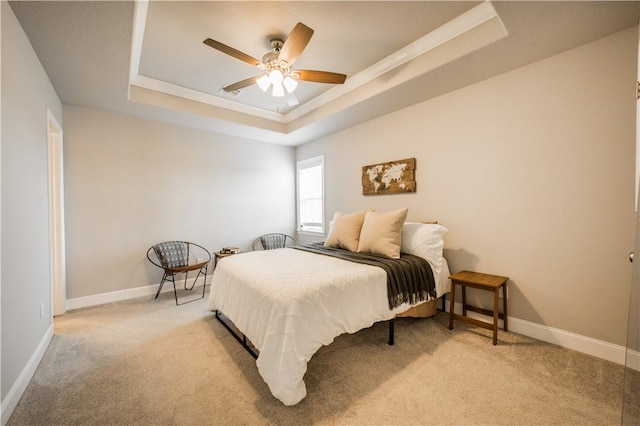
[448,270,509,345]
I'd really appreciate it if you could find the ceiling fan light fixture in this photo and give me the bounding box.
[283,76,298,93]
[257,75,271,92]
[205,23,346,104]
[269,69,284,85]
[272,83,285,97]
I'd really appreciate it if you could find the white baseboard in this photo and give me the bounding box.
[625,348,640,372]
[508,315,630,365]
[66,276,208,311]
[67,288,638,371]
[448,301,639,369]
[1,323,53,426]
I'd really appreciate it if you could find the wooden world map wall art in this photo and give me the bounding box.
[362,158,416,195]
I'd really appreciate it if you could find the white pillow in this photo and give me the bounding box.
[357,208,408,259]
[324,210,367,252]
[401,222,448,272]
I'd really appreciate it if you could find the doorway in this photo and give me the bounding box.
[622,24,640,424]
[47,110,66,316]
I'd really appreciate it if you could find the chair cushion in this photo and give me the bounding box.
[153,241,188,268]
[261,234,286,250]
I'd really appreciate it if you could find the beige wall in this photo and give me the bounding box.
[63,105,295,299]
[1,2,63,400]
[297,27,637,346]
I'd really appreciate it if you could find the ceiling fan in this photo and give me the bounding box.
[203,22,347,97]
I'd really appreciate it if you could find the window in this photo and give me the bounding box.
[297,155,324,234]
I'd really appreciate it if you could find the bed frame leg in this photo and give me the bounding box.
[388,318,395,346]
[214,310,258,359]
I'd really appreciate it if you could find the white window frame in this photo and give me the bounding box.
[296,155,325,235]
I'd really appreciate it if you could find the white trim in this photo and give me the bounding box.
[625,348,640,372]
[286,1,503,122]
[66,276,208,311]
[131,74,285,123]
[448,301,636,368]
[508,316,629,365]
[296,230,325,237]
[1,324,53,426]
[127,1,506,127]
[65,285,640,371]
[47,110,66,316]
[0,4,3,422]
[128,1,148,88]
[296,155,325,236]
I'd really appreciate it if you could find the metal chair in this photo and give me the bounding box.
[252,233,297,250]
[146,241,211,305]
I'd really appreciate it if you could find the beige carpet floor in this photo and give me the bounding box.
[8,290,627,425]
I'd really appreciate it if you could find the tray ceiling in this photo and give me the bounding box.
[10,1,640,145]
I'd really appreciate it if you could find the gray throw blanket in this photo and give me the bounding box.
[292,243,436,310]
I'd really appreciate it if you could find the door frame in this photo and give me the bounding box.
[47,110,66,316]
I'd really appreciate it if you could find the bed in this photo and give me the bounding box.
[207,214,450,406]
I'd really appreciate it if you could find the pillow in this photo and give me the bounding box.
[324,210,367,251]
[357,208,408,259]
[401,222,448,273]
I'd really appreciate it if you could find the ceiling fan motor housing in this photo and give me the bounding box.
[270,38,284,51]
[262,39,289,73]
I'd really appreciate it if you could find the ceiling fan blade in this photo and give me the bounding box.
[222,76,261,92]
[293,70,347,85]
[278,23,314,67]
[203,38,262,67]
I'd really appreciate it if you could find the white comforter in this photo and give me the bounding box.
[207,248,450,405]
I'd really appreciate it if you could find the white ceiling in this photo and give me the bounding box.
[9,1,640,146]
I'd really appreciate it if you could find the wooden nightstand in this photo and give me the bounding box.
[214,251,239,268]
[448,270,509,345]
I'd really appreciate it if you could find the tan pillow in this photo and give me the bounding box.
[324,210,367,251]
[357,208,408,259]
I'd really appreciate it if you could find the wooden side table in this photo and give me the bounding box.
[214,251,239,268]
[448,270,509,345]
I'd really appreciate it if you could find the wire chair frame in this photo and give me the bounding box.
[146,241,211,305]
[252,233,297,251]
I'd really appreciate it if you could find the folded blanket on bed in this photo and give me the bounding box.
[292,243,436,309]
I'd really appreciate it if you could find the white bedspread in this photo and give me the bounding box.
[207,248,450,405]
